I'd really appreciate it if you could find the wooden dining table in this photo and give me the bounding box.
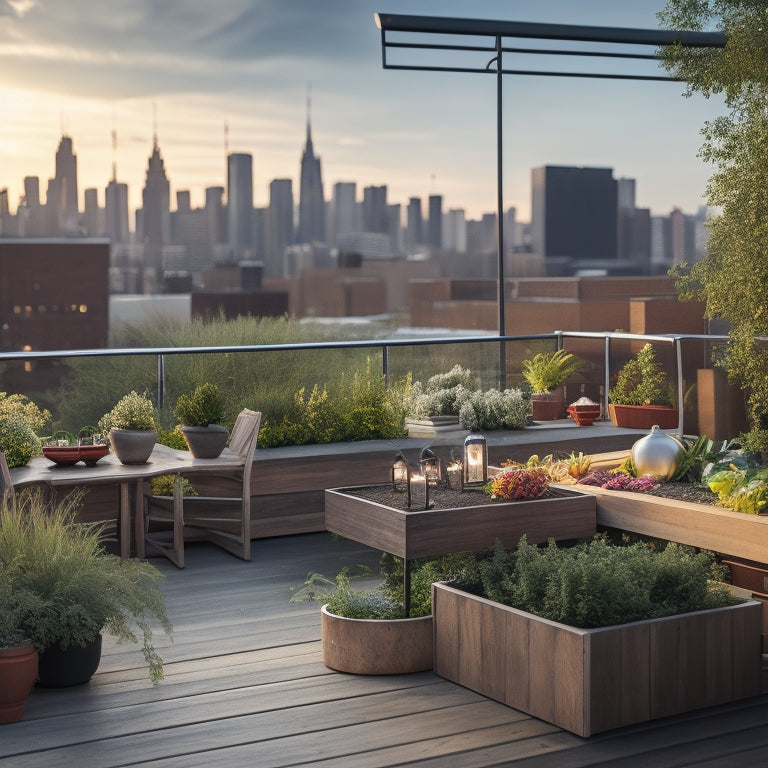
[9,444,246,560]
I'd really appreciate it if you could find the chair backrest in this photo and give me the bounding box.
[228,409,261,499]
[0,451,14,509]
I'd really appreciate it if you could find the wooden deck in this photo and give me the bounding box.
[4,532,768,767]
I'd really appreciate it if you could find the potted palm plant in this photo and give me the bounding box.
[0,489,172,687]
[173,383,229,459]
[99,391,157,464]
[609,343,677,429]
[0,560,38,723]
[521,349,584,421]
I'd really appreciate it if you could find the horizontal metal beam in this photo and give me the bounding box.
[374,13,727,49]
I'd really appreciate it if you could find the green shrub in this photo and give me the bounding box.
[0,415,41,468]
[173,383,224,427]
[98,391,156,433]
[610,343,673,407]
[0,392,51,433]
[475,535,736,629]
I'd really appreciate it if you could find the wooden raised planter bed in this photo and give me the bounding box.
[432,582,762,737]
[324,486,596,561]
[590,485,768,565]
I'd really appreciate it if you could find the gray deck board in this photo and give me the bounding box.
[3,532,768,767]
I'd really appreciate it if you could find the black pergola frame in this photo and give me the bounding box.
[374,13,726,366]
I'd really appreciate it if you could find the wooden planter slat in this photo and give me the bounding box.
[590,485,768,564]
[433,582,762,737]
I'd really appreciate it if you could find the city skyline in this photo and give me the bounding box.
[1,1,725,220]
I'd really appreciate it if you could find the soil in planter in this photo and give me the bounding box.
[340,484,571,510]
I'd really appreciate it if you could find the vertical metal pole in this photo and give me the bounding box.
[675,337,684,437]
[496,35,507,390]
[603,336,611,422]
[157,354,165,410]
[382,344,389,389]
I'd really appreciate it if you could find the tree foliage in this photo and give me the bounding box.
[660,1,768,426]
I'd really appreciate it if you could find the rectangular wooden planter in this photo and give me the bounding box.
[432,582,762,737]
[325,487,596,561]
[591,485,768,565]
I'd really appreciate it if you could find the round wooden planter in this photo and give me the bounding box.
[608,404,678,430]
[0,644,38,724]
[321,605,433,675]
[109,429,157,465]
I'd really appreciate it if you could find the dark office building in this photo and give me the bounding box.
[531,166,618,266]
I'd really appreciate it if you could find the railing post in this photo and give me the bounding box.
[603,336,611,422]
[157,354,165,410]
[382,345,389,389]
[675,337,684,438]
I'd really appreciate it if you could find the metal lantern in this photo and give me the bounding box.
[392,454,410,491]
[463,433,488,487]
[446,460,463,491]
[409,471,430,510]
[630,425,684,481]
[420,447,442,486]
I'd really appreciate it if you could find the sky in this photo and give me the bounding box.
[0,0,726,222]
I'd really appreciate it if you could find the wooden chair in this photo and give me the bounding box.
[144,409,261,568]
[0,451,14,510]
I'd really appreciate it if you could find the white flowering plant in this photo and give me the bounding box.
[458,388,531,432]
[98,391,156,433]
[405,365,475,419]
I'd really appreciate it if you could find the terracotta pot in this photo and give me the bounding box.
[608,404,678,430]
[0,644,38,723]
[530,390,566,421]
[181,425,229,459]
[321,605,432,674]
[109,428,157,465]
[567,404,601,426]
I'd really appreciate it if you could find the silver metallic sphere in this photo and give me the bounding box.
[630,425,684,481]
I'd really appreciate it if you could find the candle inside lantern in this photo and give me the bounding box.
[446,461,463,491]
[465,445,484,483]
[409,472,429,510]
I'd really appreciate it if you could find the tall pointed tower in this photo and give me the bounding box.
[49,135,79,235]
[139,122,170,247]
[297,90,325,244]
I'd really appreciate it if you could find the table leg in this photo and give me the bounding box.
[134,479,145,560]
[119,482,131,559]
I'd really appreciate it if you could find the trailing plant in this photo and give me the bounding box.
[0,489,173,682]
[99,391,156,433]
[173,383,225,427]
[610,344,673,407]
[475,534,736,629]
[521,349,584,394]
[486,468,549,500]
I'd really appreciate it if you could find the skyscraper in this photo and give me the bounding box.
[428,194,443,249]
[227,153,254,260]
[49,135,79,235]
[406,197,423,251]
[297,100,325,244]
[531,165,617,265]
[138,137,171,246]
[105,180,129,243]
[331,182,358,247]
[362,185,388,234]
[266,178,294,276]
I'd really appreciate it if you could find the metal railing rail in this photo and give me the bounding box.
[0,331,733,438]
